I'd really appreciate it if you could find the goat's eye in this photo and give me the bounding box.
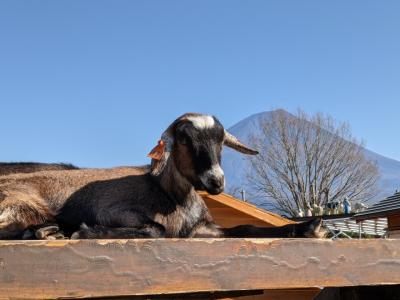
[176,131,189,145]
[176,124,191,145]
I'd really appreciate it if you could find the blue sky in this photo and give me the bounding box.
[1,1,399,167]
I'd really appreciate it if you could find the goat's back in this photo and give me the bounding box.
[0,162,79,176]
[0,166,151,210]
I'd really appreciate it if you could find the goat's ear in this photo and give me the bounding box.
[147,140,165,161]
[223,130,259,155]
[150,131,174,176]
[150,151,171,176]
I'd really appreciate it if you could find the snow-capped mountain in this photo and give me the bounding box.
[222,110,400,207]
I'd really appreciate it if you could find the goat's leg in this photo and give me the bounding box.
[0,190,52,239]
[22,223,66,240]
[70,222,166,239]
[95,209,158,228]
[221,218,326,238]
[65,209,166,239]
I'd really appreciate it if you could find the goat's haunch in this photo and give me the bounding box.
[0,113,326,239]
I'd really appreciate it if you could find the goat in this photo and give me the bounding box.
[296,208,304,217]
[0,163,81,239]
[0,113,325,239]
[353,202,368,213]
[312,203,324,216]
[325,200,343,215]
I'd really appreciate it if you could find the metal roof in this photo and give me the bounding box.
[354,192,400,220]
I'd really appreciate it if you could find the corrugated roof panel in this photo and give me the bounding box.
[355,192,400,219]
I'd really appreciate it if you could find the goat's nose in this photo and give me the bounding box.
[208,176,225,189]
[200,165,225,194]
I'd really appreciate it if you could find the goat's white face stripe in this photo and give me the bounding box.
[186,115,215,130]
[199,164,225,187]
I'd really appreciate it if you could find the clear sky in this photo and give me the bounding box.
[1,1,399,167]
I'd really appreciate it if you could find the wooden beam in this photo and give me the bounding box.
[199,192,294,227]
[388,213,400,230]
[0,239,399,299]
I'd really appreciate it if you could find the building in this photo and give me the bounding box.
[292,213,387,238]
[354,191,400,238]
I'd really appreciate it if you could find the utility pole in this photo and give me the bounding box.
[240,188,246,202]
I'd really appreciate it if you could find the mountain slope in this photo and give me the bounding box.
[222,110,400,206]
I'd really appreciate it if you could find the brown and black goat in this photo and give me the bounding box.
[0,113,325,240]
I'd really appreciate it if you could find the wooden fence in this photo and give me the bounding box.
[0,238,399,299]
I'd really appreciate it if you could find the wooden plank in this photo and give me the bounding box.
[203,198,227,208]
[200,192,294,226]
[225,288,321,300]
[0,239,399,299]
[314,285,400,300]
[206,207,274,227]
[388,213,400,231]
[389,230,400,238]
[214,219,273,228]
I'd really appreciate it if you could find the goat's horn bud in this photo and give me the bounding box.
[223,130,259,155]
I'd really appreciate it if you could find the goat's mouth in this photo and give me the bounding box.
[199,177,225,195]
[206,185,224,195]
[197,182,224,195]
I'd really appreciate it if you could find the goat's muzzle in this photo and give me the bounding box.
[199,165,225,195]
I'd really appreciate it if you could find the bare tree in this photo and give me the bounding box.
[246,110,379,217]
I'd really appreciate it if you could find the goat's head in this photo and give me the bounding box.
[150,113,258,195]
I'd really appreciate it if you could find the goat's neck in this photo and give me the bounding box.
[153,158,198,205]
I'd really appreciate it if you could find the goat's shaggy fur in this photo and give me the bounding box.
[0,162,78,176]
[0,113,325,239]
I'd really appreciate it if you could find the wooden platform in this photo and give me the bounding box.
[0,238,399,299]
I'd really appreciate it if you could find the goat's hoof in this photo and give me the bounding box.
[46,232,67,240]
[71,223,97,239]
[35,225,66,240]
[35,225,58,239]
[71,230,90,239]
[70,231,80,239]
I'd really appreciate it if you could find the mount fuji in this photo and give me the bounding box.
[222,110,400,208]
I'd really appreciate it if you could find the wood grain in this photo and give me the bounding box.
[388,213,400,231]
[0,239,399,299]
[201,192,294,227]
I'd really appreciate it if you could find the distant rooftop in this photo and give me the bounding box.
[355,191,400,221]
